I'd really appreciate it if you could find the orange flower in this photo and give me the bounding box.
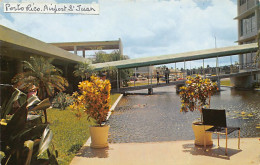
[70,76,111,126]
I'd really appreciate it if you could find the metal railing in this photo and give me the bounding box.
[112,62,259,91]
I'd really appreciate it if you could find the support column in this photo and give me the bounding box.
[117,69,119,92]
[119,38,123,56]
[150,65,152,85]
[148,65,153,95]
[230,56,233,73]
[184,60,186,78]
[134,68,136,87]
[119,69,121,89]
[216,56,219,76]
[217,79,221,91]
[203,59,205,78]
[74,46,77,55]
[256,8,260,31]
[216,56,220,90]
[175,63,177,80]
[82,49,85,58]
[147,67,149,85]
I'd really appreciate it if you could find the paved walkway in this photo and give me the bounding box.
[70,138,260,165]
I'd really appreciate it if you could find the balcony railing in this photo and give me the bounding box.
[238,0,258,15]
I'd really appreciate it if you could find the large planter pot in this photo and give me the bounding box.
[192,122,213,146]
[89,125,110,148]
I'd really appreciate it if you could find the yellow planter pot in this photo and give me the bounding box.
[192,122,213,146]
[90,125,110,148]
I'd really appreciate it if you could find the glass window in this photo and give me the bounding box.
[240,13,256,36]
[240,0,246,6]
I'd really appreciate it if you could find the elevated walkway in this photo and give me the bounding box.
[114,69,260,93]
[92,43,257,70]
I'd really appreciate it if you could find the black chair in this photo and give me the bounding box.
[202,108,240,155]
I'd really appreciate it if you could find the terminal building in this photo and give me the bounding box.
[0,25,122,92]
[233,0,260,88]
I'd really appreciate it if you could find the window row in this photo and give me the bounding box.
[240,13,257,36]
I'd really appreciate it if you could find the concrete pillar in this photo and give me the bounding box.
[255,8,260,30]
[216,56,219,76]
[239,53,244,70]
[82,49,85,58]
[203,59,205,78]
[184,60,186,78]
[74,46,77,55]
[117,69,119,92]
[148,88,153,95]
[134,68,136,87]
[230,75,254,89]
[119,38,123,56]
[217,78,221,91]
[175,63,177,79]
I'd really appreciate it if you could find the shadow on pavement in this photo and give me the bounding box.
[124,92,149,96]
[75,146,111,158]
[182,143,242,160]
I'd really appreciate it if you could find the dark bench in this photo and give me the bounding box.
[202,108,240,155]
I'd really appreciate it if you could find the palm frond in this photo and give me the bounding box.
[12,56,68,100]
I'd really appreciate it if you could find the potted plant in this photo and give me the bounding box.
[179,75,218,146]
[70,76,111,148]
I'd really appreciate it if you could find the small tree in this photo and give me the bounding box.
[179,75,218,122]
[94,50,132,88]
[73,61,94,81]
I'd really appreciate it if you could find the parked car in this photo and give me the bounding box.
[130,76,137,81]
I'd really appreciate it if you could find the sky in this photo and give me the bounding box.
[0,0,239,69]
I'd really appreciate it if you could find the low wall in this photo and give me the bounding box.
[230,75,254,89]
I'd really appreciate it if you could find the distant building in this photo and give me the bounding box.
[50,39,123,60]
[234,0,260,87]
[134,66,154,78]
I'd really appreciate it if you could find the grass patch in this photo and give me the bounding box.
[45,93,121,165]
[46,107,94,165]
[128,82,150,87]
[220,79,232,86]
[110,93,121,105]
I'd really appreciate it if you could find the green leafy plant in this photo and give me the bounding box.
[94,50,132,88]
[52,92,74,110]
[179,75,218,121]
[73,61,94,81]
[12,56,68,100]
[70,76,111,126]
[0,86,58,165]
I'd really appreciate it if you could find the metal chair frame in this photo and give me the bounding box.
[202,108,240,155]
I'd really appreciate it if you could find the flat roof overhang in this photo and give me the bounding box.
[234,5,259,20]
[50,40,121,51]
[91,43,258,70]
[0,25,89,64]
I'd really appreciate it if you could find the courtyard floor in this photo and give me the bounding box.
[70,137,260,165]
[70,86,260,165]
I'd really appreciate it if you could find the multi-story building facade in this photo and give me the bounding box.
[234,0,260,87]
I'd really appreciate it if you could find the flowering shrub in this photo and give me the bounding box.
[52,92,74,110]
[70,76,111,126]
[179,75,218,113]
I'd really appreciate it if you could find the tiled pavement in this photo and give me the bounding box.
[70,138,260,165]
